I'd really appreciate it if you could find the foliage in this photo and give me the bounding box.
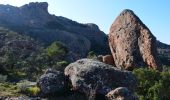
[0,27,43,81]
[8,71,27,82]
[162,66,170,72]
[17,80,32,93]
[46,41,68,58]
[0,82,19,96]
[26,86,40,96]
[133,68,170,100]
[53,61,69,71]
[0,27,69,82]
[0,74,7,83]
[43,41,69,67]
[87,51,97,59]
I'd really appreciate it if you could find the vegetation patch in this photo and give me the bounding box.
[0,83,19,96]
[133,68,170,100]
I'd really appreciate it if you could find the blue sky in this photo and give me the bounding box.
[0,0,170,44]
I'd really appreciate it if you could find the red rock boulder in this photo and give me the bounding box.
[109,9,161,70]
[102,55,115,65]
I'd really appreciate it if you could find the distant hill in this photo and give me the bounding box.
[0,2,110,62]
[157,41,170,66]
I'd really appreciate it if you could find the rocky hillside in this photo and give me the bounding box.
[0,27,43,79]
[157,41,170,66]
[0,2,110,61]
[0,2,170,65]
[0,4,170,99]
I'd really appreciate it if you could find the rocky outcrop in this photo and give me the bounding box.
[106,87,138,100]
[64,59,137,95]
[21,2,48,12]
[38,69,67,95]
[109,9,161,70]
[0,2,110,61]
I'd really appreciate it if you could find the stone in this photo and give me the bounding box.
[102,55,115,65]
[106,87,138,100]
[64,59,137,95]
[37,69,66,95]
[108,9,161,70]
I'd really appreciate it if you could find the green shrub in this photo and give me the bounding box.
[17,80,31,93]
[133,68,170,100]
[53,61,69,71]
[46,41,68,58]
[0,74,7,83]
[0,82,19,96]
[26,86,40,96]
[87,51,97,59]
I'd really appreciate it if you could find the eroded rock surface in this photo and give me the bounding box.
[109,9,161,70]
[64,59,137,95]
[106,87,138,100]
[38,69,66,95]
[102,55,115,65]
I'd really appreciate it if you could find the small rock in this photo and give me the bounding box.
[106,87,138,100]
[102,55,115,65]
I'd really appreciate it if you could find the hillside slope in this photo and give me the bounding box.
[0,2,110,61]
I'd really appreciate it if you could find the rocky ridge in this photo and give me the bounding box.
[0,2,110,61]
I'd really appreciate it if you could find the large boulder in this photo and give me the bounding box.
[106,87,138,100]
[38,69,66,95]
[109,9,161,70]
[64,59,137,95]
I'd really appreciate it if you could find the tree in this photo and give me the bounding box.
[133,68,170,100]
[87,51,96,59]
[46,41,68,58]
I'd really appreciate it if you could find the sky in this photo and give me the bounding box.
[0,0,170,44]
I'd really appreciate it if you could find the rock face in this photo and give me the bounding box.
[64,59,137,95]
[38,69,66,95]
[0,2,110,61]
[106,87,138,100]
[157,41,170,66]
[109,9,161,70]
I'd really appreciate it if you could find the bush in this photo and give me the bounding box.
[0,82,18,96]
[46,41,68,58]
[53,61,69,71]
[17,80,32,93]
[26,86,40,96]
[87,51,97,59]
[0,74,7,83]
[133,68,170,100]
